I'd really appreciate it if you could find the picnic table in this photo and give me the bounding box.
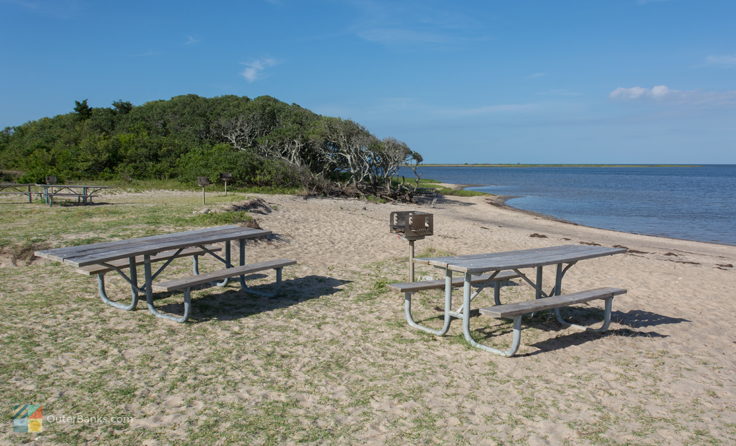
[36,184,111,206]
[0,183,36,203]
[35,225,296,322]
[392,244,627,356]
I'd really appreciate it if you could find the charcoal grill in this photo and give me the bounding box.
[390,211,434,280]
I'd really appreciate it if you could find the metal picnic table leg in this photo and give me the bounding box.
[535,266,543,300]
[461,272,522,356]
[216,240,232,287]
[96,256,140,311]
[403,268,454,336]
[554,297,614,332]
[192,255,200,275]
[144,254,191,322]
[237,237,283,298]
[551,262,613,331]
[238,238,247,288]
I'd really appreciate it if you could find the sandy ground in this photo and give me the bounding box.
[247,192,736,443]
[2,190,735,445]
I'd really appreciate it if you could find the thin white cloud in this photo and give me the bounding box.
[357,28,449,44]
[240,58,278,83]
[609,85,736,106]
[705,54,736,66]
[539,89,582,97]
[437,104,540,117]
[185,35,200,45]
[347,0,483,46]
[609,85,671,100]
[132,49,158,57]
[2,0,82,18]
[527,72,546,79]
[637,0,671,5]
[314,97,540,121]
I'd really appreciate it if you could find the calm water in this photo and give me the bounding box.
[398,165,736,246]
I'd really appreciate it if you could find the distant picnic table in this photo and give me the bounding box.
[0,183,111,206]
[391,244,627,356]
[0,183,36,203]
[35,225,296,322]
[36,184,111,206]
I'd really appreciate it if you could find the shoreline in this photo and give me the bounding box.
[416,163,704,168]
[439,182,736,249]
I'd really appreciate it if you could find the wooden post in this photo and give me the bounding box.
[197,177,210,205]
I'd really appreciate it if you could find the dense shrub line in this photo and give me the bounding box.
[0,95,422,198]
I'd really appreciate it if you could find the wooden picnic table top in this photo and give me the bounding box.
[414,244,626,274]
[35,184,111,188]
[35,225,270,268]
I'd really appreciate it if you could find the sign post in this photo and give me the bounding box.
[197,177,210,204]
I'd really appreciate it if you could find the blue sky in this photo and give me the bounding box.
[2,0,735,164]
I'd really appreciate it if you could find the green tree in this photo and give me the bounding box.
[74,99,93,120]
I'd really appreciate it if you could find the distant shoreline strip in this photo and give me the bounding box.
[412,164,704,168]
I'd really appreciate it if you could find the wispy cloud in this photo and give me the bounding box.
[526,72,546,79]
[240,58,279,83]
[705,54,736,66]
[185,35,200,46]
[357,28,449,44]
[315,97,540,121]
[539,89,582,97]
[132,49,159,58]
[2,0,82,18]
[347,0,484,46]
[636,0,671,5]
[609,85,736,106]
[436,103,540,117]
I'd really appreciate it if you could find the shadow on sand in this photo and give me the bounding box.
[153,275,350,322]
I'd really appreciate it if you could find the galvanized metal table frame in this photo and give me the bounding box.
[35,225,273,321]
[36,184,110,206]
[412,245,626,355]
[0,183,36,203]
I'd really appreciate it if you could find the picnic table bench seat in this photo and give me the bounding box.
[153,258,296,292]
[478,287,627,356]
[388,270,521,337]
[389,270,520,293]
[149,258,296,323]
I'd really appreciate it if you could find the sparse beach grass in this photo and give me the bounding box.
[1,190,734,445]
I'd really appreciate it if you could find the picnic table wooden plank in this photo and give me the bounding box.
[70,228,269,267]
[479,287,627,318]
[416,245,590,266]
[35,184,111,188]
[35,225,242,260]
[152,259,296,292]
[415,245,625,273]
[389,270,520,292]
[35,226,269,266]
[74,246,221,275]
